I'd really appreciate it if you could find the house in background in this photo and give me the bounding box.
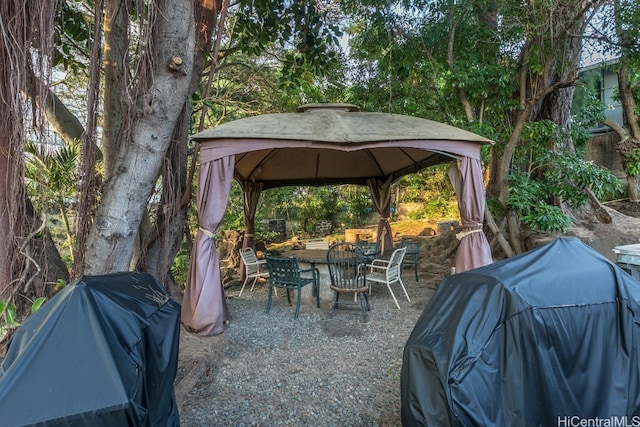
[578,59,626,178]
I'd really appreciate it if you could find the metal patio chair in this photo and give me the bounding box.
[366,246,411,309]
[326,242,370,320]
[400,238,422,281]
[355,239,380,263]
[238,247,270,297]
[265,255,320,319]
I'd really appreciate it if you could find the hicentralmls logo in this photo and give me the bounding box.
[557,416,640,427]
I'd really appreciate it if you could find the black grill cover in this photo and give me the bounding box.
[401,238,640,426]
[0,272,181,427]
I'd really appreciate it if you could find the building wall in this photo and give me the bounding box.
[602,71,624,126]
[584,130,626,178]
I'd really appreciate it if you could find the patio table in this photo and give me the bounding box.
[278,249,332,299]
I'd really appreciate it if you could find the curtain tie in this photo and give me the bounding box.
[380,225,388,253]
[244,233,254,237]
[455,225,483,241]
[199,227,215,238]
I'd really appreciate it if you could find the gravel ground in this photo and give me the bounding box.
[176,269,442,427]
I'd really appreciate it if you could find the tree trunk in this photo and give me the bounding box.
[24,198,70,295]
[602,118,640,202]
[84,0,196,274]
[617,57,640,141]
[102,0,130,180]
[132,0,222,288]
[133,107,190,284]
[490,1,589,253]
[628,176,640,203]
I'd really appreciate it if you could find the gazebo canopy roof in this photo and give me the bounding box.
[181,105,495,337]
[192,103,493,189]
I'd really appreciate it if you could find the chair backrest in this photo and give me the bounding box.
[240,247,258,263]
[266,255,302,286]
[401,238,421,259]
[386,247,407,280]
[239,248,262,275]
[356,240,380,258]
[326,243,367,291]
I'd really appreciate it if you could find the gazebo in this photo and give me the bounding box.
[182,104,494,336]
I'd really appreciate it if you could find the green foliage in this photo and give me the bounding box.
[24,139,81,266]
[55,279,68,291]
[31,297,46,313]
[506,171,571,232]
[521,203,573,233]
[232,0,342,87]
[0,297,46,338]
[572,72,608,155]
[25,139,80,212]
[54,0,92,74]
[396,165,458,219]
[335,185,370,229]
[0,299,18,331]
[170,248,191,287]
[219,182,245,233]
[624,148,640,177]
[218,164,462,243]
[221,183,376,240]
[507,147,623,232]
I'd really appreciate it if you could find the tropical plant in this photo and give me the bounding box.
[25,139,81,262]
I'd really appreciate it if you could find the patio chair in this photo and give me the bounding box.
[400,238,422,281]
[238,247,270,297]
[265,255,320,319]
[326,243,370,320]
[355,239,380,263]
[366,246,410,309]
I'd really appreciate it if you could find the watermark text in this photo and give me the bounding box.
[557,416,640,427]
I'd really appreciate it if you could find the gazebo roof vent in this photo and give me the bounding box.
[296,103,360,113]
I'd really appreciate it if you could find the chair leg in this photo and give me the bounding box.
[413,262,419,281]
[266,285,274,314]
[286,289,292,305]
[294,287,302,319]
[386,282,401,309]
[249,276,259,291]
[398,277,411,302]
[359,293,367,320]
[239,276,251,297]
[331,293,338,317]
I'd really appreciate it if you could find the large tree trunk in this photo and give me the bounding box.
[603,117,640,202]
[132,0,222,290]
[617,65,640,202]
[84,0,196,274]
[489,1,590,254]
[133,106,190,285]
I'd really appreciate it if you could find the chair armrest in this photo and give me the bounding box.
[300,267,320,278]
[255,259,267,265]
[366,261,389,273]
